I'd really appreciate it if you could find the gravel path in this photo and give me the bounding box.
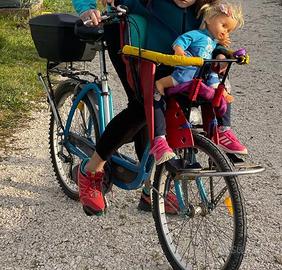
[0,1,281,269]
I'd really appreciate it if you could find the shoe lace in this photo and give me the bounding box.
[89,172,104,194]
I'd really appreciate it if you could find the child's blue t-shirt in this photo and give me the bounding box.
[172,29,218,59]
[171,29,218,84]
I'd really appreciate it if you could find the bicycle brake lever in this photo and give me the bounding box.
[117,5,128,14]
[233,48,249,65]
[233,48,246,57]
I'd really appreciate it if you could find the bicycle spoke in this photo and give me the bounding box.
[205,217,233,242]
[180,216,204,262]
[49,84,99,200]
[198,224,225,268]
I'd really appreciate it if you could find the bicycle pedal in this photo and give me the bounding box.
[58,152,72,163]
[226,153,245,165]
[71,165,79,185]
[166,159,202,174]
[234,163,263,170]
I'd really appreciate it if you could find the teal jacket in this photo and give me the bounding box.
[72,0,202,54]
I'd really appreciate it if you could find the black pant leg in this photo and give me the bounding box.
[217,103,231,126]
[95,99,146,161]
[133,126,148,161]
[103,23,147,159]
[154,96,167,137]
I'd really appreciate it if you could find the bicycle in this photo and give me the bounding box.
[30,6,264,270]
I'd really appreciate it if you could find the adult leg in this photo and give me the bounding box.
[79,22,149,213]
[78,98,146,216]
[104,22,149,160]
[85,100,146,172]
[95,99,146,161]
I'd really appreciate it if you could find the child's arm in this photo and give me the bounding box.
[173,45,186,56]
[172,30,199,56]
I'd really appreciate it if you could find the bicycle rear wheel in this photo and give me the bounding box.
[49,80,100,200]
[152,133,246,270]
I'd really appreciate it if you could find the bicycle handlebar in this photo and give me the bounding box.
[83,5,128,26]
[122,45,249,67]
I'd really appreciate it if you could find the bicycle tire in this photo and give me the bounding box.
[49,79,100,200]
[152,133,246,270]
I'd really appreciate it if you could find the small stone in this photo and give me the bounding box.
[274,255,282,265]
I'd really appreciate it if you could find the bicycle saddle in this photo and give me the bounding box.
[74,20,104,41]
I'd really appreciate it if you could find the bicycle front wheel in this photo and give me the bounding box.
[49,80,100,200]
[152,133,246,270]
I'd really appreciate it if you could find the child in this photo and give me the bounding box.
[150,1,244,165]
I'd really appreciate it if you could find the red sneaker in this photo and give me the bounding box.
[138,190,179,214]
[218,128,248,155]
[78,164,105,216]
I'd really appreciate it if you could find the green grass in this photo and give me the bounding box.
[0,0,75,130]
[0,18,42,127]
[41,0,74,13]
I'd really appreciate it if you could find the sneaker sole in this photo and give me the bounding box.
[83,206,104,216]
[218,144,248,155]
[137,199,152,212]
[137,198,178,215]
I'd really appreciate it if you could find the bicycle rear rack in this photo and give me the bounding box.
[166,159,265,179]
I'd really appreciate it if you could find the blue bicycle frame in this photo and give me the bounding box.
[63,80,154,190]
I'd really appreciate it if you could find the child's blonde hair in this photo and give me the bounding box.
[198,1,244,30]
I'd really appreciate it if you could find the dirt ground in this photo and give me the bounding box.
[0,0,281,269]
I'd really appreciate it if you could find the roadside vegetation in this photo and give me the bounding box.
[0,0,74,131]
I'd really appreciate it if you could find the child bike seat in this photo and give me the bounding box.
[166,80,227,117]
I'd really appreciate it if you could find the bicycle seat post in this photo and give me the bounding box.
[98,40,111,125]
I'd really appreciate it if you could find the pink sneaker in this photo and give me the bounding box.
[150,137,176,165]
[218,128,248,155]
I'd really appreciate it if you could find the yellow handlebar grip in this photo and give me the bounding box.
[122,45,204,67]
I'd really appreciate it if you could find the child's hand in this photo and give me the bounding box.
[218,35,231,48]
[223,90,234,103]
[173,45,186,56]
[155,81,165,95]
[213,54,228,74]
